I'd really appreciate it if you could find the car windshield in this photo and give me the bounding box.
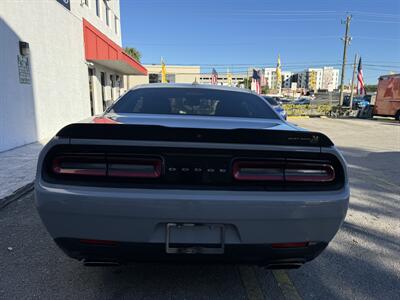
[110,88,279,119]
[263,96,279,106]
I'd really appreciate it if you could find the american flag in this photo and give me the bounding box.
[357,57,365,95]
[252,69,261,94]
[211,68,218,85]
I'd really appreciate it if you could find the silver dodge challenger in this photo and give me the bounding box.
[35,84,349,268]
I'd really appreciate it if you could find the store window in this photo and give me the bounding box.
[149,74,160,83]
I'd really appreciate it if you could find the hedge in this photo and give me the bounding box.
[282,104,332,116]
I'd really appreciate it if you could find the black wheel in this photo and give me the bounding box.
[395,110,400,121]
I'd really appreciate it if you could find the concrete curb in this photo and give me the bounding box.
[0,182,34,210]
[288,115,328,119]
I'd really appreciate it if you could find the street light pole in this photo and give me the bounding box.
[349,53,358,108]
[339,15,352,107]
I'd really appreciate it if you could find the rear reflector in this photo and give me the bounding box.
[108,158,162,178]
[271,242,309,249]
[233,159,335,183]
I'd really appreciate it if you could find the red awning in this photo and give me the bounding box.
[83,19,147,75]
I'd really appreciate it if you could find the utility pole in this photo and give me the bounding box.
[349,53,358,108]
[339,15,352,106]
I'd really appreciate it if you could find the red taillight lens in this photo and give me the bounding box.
[52,156,106,176]
[233,159,335,183]
[285,162,335,182]
[51,155,162,179]
[108,158,162,178]
[232,160,284,181]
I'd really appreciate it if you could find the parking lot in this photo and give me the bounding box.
[1,118,399,300]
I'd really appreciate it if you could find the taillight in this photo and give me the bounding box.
[51,155,162,179]
[108,157,161,178]
[52,156,106,176]
[285,162,335,182]
[233,159,335,183]
[232,160,284,181]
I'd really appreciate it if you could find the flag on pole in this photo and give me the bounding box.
[276,54,282,90]
[161,57,167,83]
[357,57,365,95]
[211,68,218,85]
[251,69,261,94]
[227,68,232,86]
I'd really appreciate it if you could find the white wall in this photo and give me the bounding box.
[0,18,37,150]
[73,0,121,46]
[0,0,91,151]
[90,63,124,114]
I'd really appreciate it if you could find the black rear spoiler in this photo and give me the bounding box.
[56,123,334,148]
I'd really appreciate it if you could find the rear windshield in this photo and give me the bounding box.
[110,88,279,119]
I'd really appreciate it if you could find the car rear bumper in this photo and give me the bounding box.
[55,238,328,267]
[35,182,349,255]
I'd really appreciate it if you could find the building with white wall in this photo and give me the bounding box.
[264,68,277,89]
[0,0,146,152]
[281,71,293,88]
[321,67,340,91]
[294,67,338,91]
[263,68,292,89]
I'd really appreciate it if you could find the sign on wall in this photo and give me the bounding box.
[56,0,70,10]
[17,55,31,84]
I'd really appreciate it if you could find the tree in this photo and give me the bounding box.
[124,47,141,62]
[365,85,377,93]
[238,78,251,89]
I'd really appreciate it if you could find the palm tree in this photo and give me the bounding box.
[124,47,141,62]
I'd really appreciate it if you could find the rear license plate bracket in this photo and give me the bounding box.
[165,223,225,254]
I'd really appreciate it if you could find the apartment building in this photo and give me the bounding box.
[294,67,338,91]
[321,67,340,91]
[281,71,293,88]
[0,0,146,151]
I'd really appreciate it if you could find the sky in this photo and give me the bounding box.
[120,0,400,84]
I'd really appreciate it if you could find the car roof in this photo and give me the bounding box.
[131,83,256,95]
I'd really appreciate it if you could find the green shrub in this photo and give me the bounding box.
[282,104,332,116]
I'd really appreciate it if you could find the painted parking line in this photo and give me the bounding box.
[238,265,265,300]
[272,270,302,300]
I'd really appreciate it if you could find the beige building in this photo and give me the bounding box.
[199,73,247,87]
[126,65,201,88]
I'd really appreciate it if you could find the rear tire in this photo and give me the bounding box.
[395,110,400,121]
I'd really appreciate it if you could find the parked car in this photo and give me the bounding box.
[343,95,371,109]
[278,98,292,104]
[35,84,349,268]
[263,96,288,119]
[293,98,311,105]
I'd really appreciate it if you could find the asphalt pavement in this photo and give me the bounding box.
[1,118,399,299]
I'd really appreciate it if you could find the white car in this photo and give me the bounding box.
[35,84,349,268]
